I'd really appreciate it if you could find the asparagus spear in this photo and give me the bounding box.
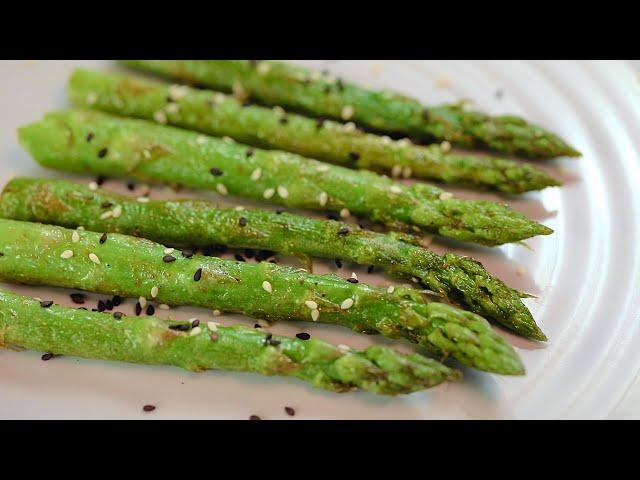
[19,109,552,247]
[0,289,460,395]
[0,177,544,341]
[68,68,559,193]
[0,219,524,375]
[120,60,580,159]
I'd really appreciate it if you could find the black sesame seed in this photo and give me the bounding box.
[275,206,285,215]
[249,415,261,420]
[337,227,350,236]
[238,217,248,227]
[135,302,142,316]
[210,167,224,176]
[244,248,255,259]
[163,255,176,263]
[101,201,113,209]
[335,259,342,268]
[86,133,94,142]
[182,249,194,258]
[169,324,190,331]
[127,181,136,191]
[96,175,107,186]
[105,299,114,311]
[296,332,311,340]
[99,233,108,244]
[367,265,375,274]
[112,295,122,307]
[234,253,245,262]
[191,319,200,328]
[97,300,106,312]
[263,333,280,347]
[347,277,359,284]
[143,405,156,412]
[279,117,288,124]
[0,252,4,257]
[349,152,360,161]
[40,300,53,308]
[246,148,254,157]
[284,406,296,417]
[194,268,203,281]
[70,293,85,304]
[254,323,262,328]
[41,353,54,361]
[97,148,108,158]
[113,312,124,320]
[146,304,155,316]
[327,212,340,221]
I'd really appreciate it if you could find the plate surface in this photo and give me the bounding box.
[1,60,639,419]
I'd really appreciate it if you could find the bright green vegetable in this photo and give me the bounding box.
[120,60,580,159]
[19,109,553,247]
[68,68,559,193]
[0,177,545,341]
[0,289,460,395]
[0,219,525,375]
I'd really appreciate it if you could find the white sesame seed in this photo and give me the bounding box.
[158,304,170,310]
[89,253,100,265]
[263,188,275,199]
[339,208,350,219]
[304,300,318,310]
[341,105,355,120]
[390,185,403,194]
[111,205,122,218]
[138,297,147,308]
[189,326,202,336]
[439,192,454,201]
[196,135,207,145]
[311,309,320,322]
[164,248,174,255]
[165,102,180,114]
[412,225,422,233]
[72,231,80,243]
[223,136,234,143]
[232,82,247,101]
[397,138,412,147]
[137,197,150,203]
[381,136,392,145]
[340,298,354,310]
[234,206,245,211]
[440,141,452,153]
[213,93,226,105]
[350,272,358,281]
[207,321,219,332]
[262,281,273,293]
[316,164,330,172]
[60,250,74,259]
[100,210,113,220]
[277,186,289,198]
[342,122,356,132]
[387,285,395,294]
[250,168,262,181]
[86,92,98,105]
[77,226,85,231]
[391,165,402,178]
[402,166,413,179]
[257,62,271,75]
[142,149,151,159]
[412,277,420,283]
[150,286,159,298]
[168,84,188,100]
[153,110,167,124]
[88,181,98,191]
[272,105,285,116]
[318,191,328,207]
[212,309,221,317]
[337,344,351,353]
[216,184,228,196]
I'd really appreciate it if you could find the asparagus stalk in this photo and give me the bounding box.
[119,60,580,159]
[19,109,552,247]
[0,177,544,341]
[68,68,559,193]
[0,289,460,395]
[0,219,525,375]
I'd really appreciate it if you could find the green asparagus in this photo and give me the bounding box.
[0,219,525,375]
[19,109,553,247]
[0,289,460,395]
[68,68,559,193]
[0,177,544,341]
[120,60,580,159]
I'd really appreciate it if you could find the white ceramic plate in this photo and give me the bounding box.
[1,60,639,419]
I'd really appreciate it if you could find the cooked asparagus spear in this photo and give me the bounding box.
[119,60,580,159]
[0,289,460,395]
[19,110,552,247]
[0,219,525,375]
[0,177,544,341]
[68,68,559,193]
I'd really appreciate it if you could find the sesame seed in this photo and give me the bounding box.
[137,197,150,203]
[337,344,351,353]
[335,259,343,268]
[143,405,156,412]
[284,407,295,417]
[349,152,360,162]
[439,192,453,201]
[387,285,395,294]
[77,226,85,231]
[196,135,207,145]
[263,188,275,199]
[390,185,403,194]
[97,148,108,158]
[296,332,311,340]
[86,92,98,105]
[89,253,100,265]
[397,138,412,147]
[311,309,320,321]
[70,293,85,304]
[250,168,262,181]
[112,205,122,218]
[146,305,155,316]
[381,136,392,145]
[304,300,318,310]
[101,201,113,209]
[391,165,402,178]
[272,105,285,116]
[210,167,223,176]
[165,102,180,114]
[72,231,80,243]
[60,250,74,259]
[262,281,273,293]
[189,326,202,336]
[341,106,354,120]
[339,208,350,219]
[88,182,98,191]
[194,268,203,281]
[316,164,330,173]
[163,255,176,263]
[258,62,271,75]
[168,84,188,100]
[207,321,219,332]
[238,217,248,227]
[40,300,54,308]
[154,110,167,124]
[246,148,254,157]
[100,211,113,220]
[277,186,289,198]
[151,286,159,298]
[169,324,190,331]
[343,122,356,132]
[158,304,170,310]
[41,353,55,361]
[235,206,245,211]
[340,298,354,310]
[440,141,452,153]
[249,415,261,421]
[164,248,175,255]
[213,93,226,105]
[99,233,107,244]
[318,191,328,207]
[337,227,349,236]
[113,312,124,320]
[215,184,228,196]
[402,166,413,179]
[135,302,142,316]
[350,272,358,281]
[223,136,235,144]
[212,309,221,317]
